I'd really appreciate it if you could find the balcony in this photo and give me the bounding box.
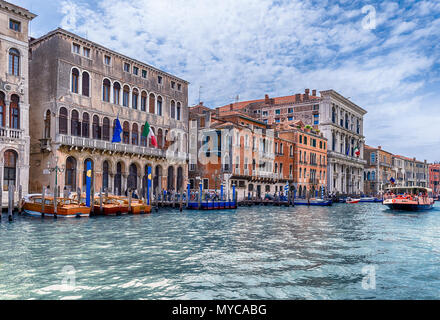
[56,134,167,158]
[0,127,23,140]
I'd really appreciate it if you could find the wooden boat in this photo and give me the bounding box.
[92,197,129,216]
[383,187,434,211]
[294,198,333,206]
[107,195,151,214]
[346,198,361,204]
[23,195,90,218]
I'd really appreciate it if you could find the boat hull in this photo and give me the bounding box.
[385,203,433,211]
[23,209,89,218]
[294,200,333,206]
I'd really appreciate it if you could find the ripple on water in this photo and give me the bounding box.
[1,204,440,299]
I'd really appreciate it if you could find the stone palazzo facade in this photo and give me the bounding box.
[28,28,189,196]
[0,1,35,205]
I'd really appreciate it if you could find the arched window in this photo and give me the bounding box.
[102,79,110,102]
[82,72,90,97]
[82,113,90,138]
[102,161,109,191]
[149,93,155,114]
[123,85,130,107]
[157,129,163,149]
[0,92,6,127]
[140,125,147,146]
[71,110,80,136]
[65,156,77,191]
[132,123,138,145]
[93,115,101,140]
[171,101,176,119]
[141,91,147,112]
[10,95,20,129]
[9,48,20,76]
[59,107,68,134]
[157,96,163,116]
[177,102,181,121]
[44,110,51,138]
[132,89,139,110]
[3,150,18,188]
[123,121,130,144]
[128,164,138,190]
[114,162,122,195]
[113,82,121,105]
[71,68,79,93]
[167,166,175,191]
[102,117,110,141]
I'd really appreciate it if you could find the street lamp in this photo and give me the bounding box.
[47,157,65,219]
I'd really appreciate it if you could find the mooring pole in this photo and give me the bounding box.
[198,183,203,210]
[100,188,103,215]
[8,183,14,222]
[128,188,132,214]
[18,185,22,215]
[186,183,190,209]
[179,191,183,212]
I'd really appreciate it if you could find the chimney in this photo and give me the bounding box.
[265,94,270,104]
[229,103,233,111]
[305,89,310,100]
[312,90,317,97]
[378,146,382,150]
[295,93,301,102]
[200,102,204,106]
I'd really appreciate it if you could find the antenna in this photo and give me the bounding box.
[198,85,203,104]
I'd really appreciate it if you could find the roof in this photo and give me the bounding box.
[30,28,188,84]
[0,0,37,19]
[217,93,321,112]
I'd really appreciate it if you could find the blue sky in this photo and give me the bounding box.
[13,0,440,162]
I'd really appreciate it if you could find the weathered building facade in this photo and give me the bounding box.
[363,145,394,195]
[0,0,35,205]
[429,163,440,195]
[28,28,189,196]
[217,89,366,195]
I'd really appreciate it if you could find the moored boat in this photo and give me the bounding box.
[359,197,382,203]
[294,198,333,206]
[92,197,129,216]
[346,198,361,204]
[383,187,434,211]
[107,195,151,214]
[23,195,90,218]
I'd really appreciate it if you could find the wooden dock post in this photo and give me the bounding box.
[41,187,46,218]
[179,192,183,212]
[128,188,132,214]
[198,183,202,210]
[8,183,14,222]
[0,171,3,221]
[18,185,22,215]
[99,188,103,215]
[53,185,58,219]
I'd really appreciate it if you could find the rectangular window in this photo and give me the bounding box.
[83,47,90,58]
[158,76,162,84]
[288,117,293,121]
[133,66,139,75]
[263,119,268,124]
[314,114,319,125]
[263,111,268,116]
[171,81,175,89]
[104,55,111,65]
[124,63,130,72]
[275,119,280,123]
[72,43,80,54]
[203,179,209,190]
[288,108,294,113]
[177,84,182,91]
[142,70,147,78]
[9,19,21,32]
[275,109,281,115]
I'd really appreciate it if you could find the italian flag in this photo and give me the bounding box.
[354,146,360,157]
[142,122,158,148]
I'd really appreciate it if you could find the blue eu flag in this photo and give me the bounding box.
[86,160,92,207]
[112,118,123,143]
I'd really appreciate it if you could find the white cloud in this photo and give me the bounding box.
[58,0,440,161]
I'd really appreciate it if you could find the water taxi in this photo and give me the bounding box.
[107,195,151,214]
[23,195,90,218]
[294,198,333,206]
[346,198,361,204]
[92,197,129,216]
[359,197,382,203]
[383,187,434,211]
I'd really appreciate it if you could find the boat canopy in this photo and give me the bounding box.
[386,186,433,194]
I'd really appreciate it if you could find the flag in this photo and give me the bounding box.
[346,146,350,156]
[142,121,158,147]
[390,177,395,185]
[112,118,123,143]
[354,146,361,157]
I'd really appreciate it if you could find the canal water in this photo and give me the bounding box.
[1,203,440,300]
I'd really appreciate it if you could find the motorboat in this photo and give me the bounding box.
[383,187,434,211]
[23,195,90,218]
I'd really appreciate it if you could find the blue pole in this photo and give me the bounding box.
[232,184,236,205]
[221,184,224,201]
[147,166,152,205]
[187,183,191,200]
[86,160,92,207]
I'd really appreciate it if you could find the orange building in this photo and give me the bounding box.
[429,164,440,196]
[276,121,328,198]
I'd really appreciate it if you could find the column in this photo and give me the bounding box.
[5,100,10,129]
[110,83,114,104]
[128,88,132,109]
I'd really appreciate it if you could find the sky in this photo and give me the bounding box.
[13,0,440,162]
